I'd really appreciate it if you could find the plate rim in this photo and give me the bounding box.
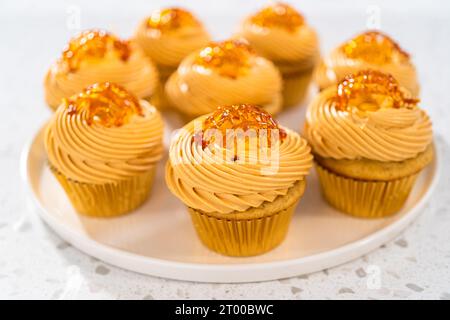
[21,123,441,283]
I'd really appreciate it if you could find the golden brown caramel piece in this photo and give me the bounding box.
[335,70,419,112]
[64,82,142,127]
[250,2,304,32]
[146,7,200,32]
[60,30,130,72]
[341,31,410,65]
[197,104,286,149]
[195,40,254,78]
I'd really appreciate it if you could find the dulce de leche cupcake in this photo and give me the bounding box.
[45,82,164,217]
[134,8,210,110]
[45,29,159,111]
[166,104,313,256]
[314,30,419,96]
[165,39,283,120]
[134,7,210,82]
[304,70,433,218]
[238,2,320,108]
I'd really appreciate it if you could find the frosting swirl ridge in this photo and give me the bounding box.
[315,31,419,95]
[304,84,432,162]
[166,114,312,213]
[45,30,159,110]
[165,40,283,117]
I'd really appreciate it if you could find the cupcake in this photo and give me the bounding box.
[45,29,159,111]
[134,7,210,109]
[166,104,313,256]
[45,82,164,217]
[165,39,283,120]
[238,2,319,108]
[315,30,419,96]
[304,70,433,218]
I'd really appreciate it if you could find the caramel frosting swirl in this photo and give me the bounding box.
[45,31,159,110]
[166,116,313,213]
[45,99,164,184]
[134,8,210,74]
[238,4,319,73]
[165,42,283,117]
[304,86,433,162]
[315,32,419,95]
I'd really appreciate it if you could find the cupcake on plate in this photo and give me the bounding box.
[304,70,433,218]
[314,30,419,96]
[165,39,283,120]
[166,104,313,256]
[45,29,159,111]
[134,7,210,109]
[238,2,319,108]
[45,82,164,217]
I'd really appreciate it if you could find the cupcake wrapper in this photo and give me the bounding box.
[50,165,156,217]
[281,69,313,108]
[188,201,299,257]
[149,78,172,111]
[315,162,420,218]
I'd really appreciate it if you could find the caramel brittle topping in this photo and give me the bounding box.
[250,2,304,32]
[196,104,286,149]
[64,82,142,127]
[335,70,418,112]
[341,31,410,65]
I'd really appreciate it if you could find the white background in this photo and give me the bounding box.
[0,0,450,299]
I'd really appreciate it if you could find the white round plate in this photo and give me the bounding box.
[22,106,439,283]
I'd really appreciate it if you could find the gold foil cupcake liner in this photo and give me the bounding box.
[188,201,299,257]
[281,68,313,108]
[315,162,420,218]
[149,81,171,111]
[50,165,156,217]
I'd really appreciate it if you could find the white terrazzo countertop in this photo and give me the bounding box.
[1,0,449,299]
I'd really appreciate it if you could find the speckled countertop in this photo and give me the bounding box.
[1,0,450,299]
